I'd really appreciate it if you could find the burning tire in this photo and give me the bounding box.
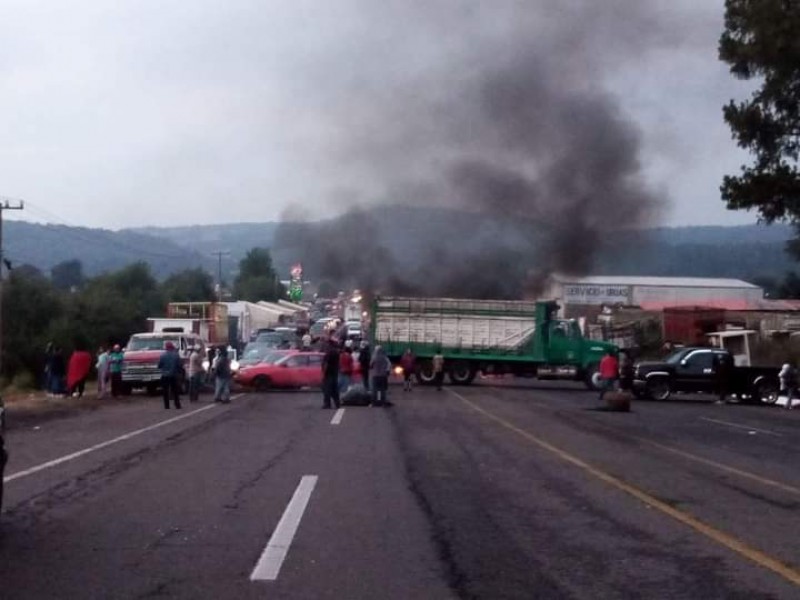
[448,363,476,385]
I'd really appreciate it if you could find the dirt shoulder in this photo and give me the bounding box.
[2,389,149,430]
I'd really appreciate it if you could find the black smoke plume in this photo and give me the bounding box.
[275,2,672,298]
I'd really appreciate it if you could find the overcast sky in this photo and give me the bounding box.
[0,0,760,230]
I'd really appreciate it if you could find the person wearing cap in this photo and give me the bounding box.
[158,341,184,409]
[779,362,797,410]
[108,344,125,397]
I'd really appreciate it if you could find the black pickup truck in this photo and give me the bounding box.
[632,347,780,404]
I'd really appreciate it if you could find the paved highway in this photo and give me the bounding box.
[1,382,798,599]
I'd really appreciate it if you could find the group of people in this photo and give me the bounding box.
[320,340,447,409]
[44,343,124,399]
[44,342,235,409]
[160,344,234,409]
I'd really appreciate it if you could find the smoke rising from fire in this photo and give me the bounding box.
[275,1,682,298]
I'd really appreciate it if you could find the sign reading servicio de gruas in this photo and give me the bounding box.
[563,284,632,305]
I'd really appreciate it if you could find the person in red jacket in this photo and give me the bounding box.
[338,345,354,395]
[400,348,416,392]
[598,350,619,402]
[67,346,92,398]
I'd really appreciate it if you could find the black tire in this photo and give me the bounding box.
[417,361,436,385]
[448,362,476,385]
[645,376,671,401]
[146,384,159,397]
[121,384,133,396]
[755,379,779,405]
[253,376,271,393]
[584,363,602,391]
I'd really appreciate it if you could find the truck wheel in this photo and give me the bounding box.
[253,376,271,393]
[645,376,671,401]
[146,384,158,397]
[755,379,779,405]
[121,384,133,396]
[584,364,602,391]
[416,362,436,385]
[448,363,476,385]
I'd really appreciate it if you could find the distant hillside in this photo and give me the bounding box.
[5,210,797,285]
[5,221,211,279]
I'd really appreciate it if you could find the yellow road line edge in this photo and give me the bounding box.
[645,439,800,497]
[448,389,800,587]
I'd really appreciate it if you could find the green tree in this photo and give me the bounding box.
[719,1,800,250]
[233,248,285,302]
[2,267,64,379]
[51,259,85,290]
[161,268,215,302]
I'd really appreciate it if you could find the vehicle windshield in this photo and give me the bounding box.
[241,346,285,364]
[665,349,691,364]
[127,336,177,351]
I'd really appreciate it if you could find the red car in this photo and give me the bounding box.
[235,351,326,391]
[235,350,366,392]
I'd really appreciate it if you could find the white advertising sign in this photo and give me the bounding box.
[563,284,632,305]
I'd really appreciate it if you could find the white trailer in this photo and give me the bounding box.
[374,297,539,351]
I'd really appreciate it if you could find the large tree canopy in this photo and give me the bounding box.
[233,248,284,302]
[719,0,800,249]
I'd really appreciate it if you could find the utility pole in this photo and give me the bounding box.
[0,198,25,379]
[211,251,230,301]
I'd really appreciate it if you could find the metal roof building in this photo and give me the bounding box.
[544,275,764,311]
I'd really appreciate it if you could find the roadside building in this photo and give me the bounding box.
[543,275,764,317]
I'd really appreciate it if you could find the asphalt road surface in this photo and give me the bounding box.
[1,381,798,599]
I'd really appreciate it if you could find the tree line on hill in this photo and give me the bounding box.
[1,248,284,387]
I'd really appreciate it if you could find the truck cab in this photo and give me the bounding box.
[121,332,206,394]
[535,302,616,388]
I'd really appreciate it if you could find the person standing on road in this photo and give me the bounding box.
[158,342,183,409]
[67,345,92,398]
[213,347,232,404]
[188,346,204,403]
[359,340,371,392]
[713,352,732,405]
[43,341,55,394]
[338,344,354,395]
[400,348,416,392]
[49,347,67,396]
[598,350,619,402]
[321,340,341,409]
[779,362,797,410]
[618,350,634,391]
[96,347,109,398]
[108,344,125,397]
[370,345,392,407]
[432,349,445,392]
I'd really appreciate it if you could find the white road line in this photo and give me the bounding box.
[250,475,318,582]
[330,408,345,425]
[700,417,782,437]
[3,398,237,483]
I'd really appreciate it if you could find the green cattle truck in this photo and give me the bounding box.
[371,296,616,388]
